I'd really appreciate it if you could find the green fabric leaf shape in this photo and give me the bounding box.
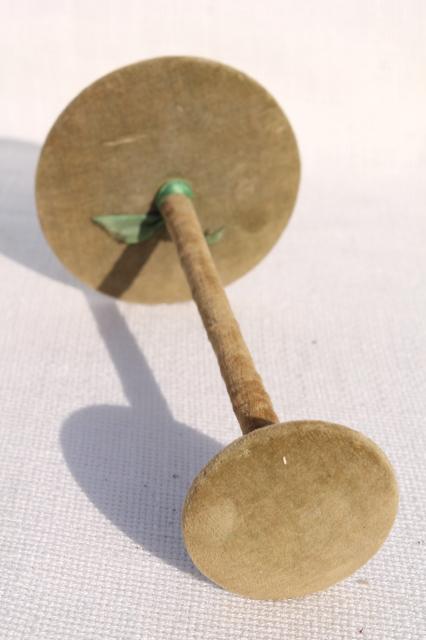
[204,226,225,245]
[93,179,224,246]
[92,213,224,246]
[92,213,164,244]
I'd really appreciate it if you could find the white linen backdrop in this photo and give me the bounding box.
[0,2,425,638]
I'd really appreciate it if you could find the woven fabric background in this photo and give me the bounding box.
[1,2,425,638]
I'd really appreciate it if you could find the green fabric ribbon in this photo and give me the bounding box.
[92,179,224,246]
[155,178,194,207]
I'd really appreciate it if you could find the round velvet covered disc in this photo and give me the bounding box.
[36,56,300,303]
[183,420,398,600]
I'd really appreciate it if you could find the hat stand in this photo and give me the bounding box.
[36,56,398,600]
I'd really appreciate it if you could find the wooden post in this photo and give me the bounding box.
[158,192,279,434]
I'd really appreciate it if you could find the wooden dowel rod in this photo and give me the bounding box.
[158,192,279,435]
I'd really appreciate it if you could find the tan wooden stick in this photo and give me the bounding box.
[158,193,279,435]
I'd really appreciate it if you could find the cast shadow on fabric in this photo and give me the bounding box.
[0,138,221,584]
